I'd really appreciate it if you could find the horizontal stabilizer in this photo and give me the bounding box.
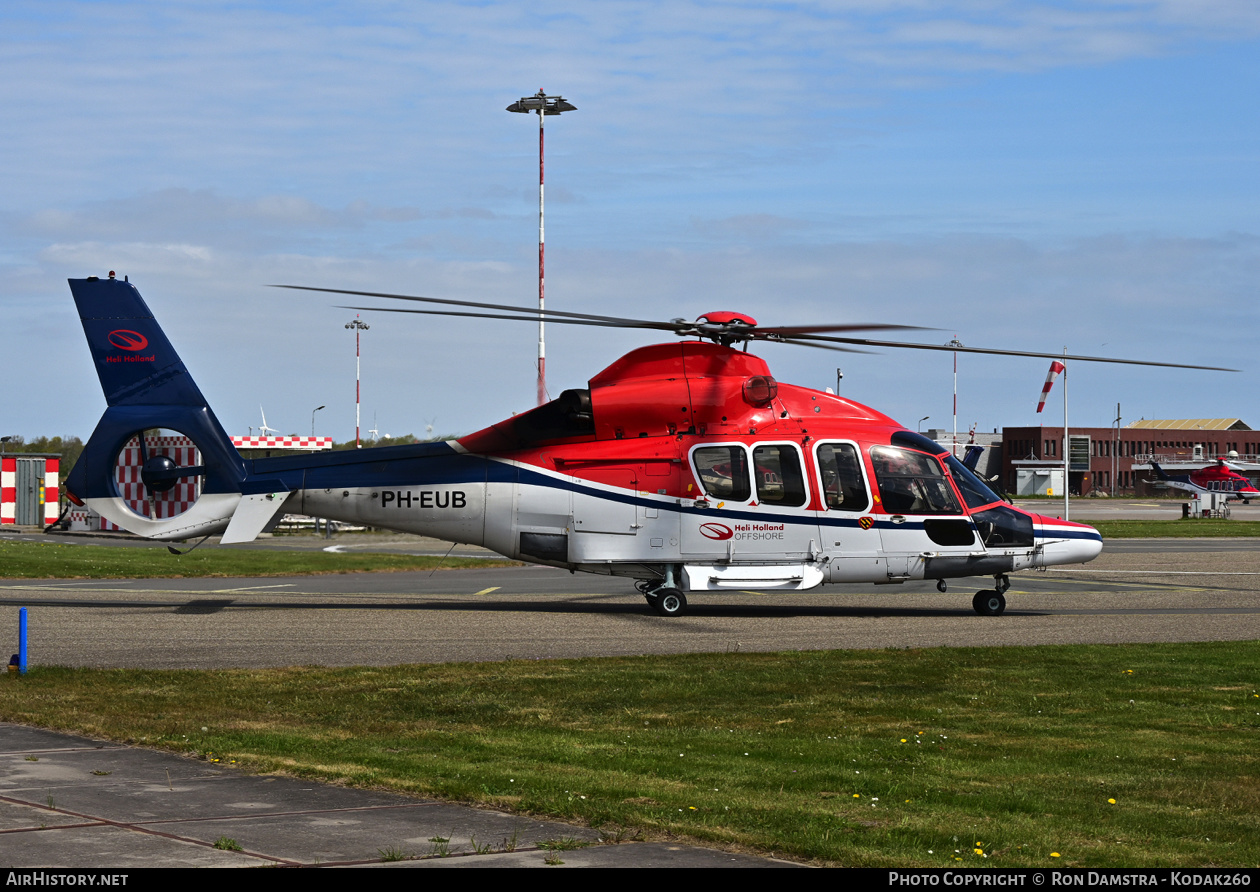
[220,492,291,545]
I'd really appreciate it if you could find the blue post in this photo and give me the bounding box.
[18,607,27,674]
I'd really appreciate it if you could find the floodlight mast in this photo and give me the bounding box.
[945,336,964,457]
[507,89,577,406]
[345,316,369,448]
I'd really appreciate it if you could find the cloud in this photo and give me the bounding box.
[6,1,1258,207]
[13,189,507,252]
[690,213,814,240]
[8,226,1256,439]
[2,1,1257,438]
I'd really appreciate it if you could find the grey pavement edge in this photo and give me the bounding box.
[1,723,803,868]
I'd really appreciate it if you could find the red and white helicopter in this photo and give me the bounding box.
[64,275,1233,617]
[1150,460,1259,502]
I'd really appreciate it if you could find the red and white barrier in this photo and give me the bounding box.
[0,458,13,525]
[232,436,333,450]
[1,456,60,527]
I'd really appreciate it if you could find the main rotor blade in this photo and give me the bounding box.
[276,284,665,328]
[756,323,931,336]
[772,337,877,355]
[280,284,1234,370]
[279,284,932,338]
[337,305,649,330]
[787,333,1238,371]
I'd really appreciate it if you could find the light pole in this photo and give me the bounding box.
[1062,347,1069,521]
[344,316,369,448]
[1112,402,1121,498]
[311,405,325,437]
[507,89,577,407]
[945,336,964,457]
[918,416,930,434]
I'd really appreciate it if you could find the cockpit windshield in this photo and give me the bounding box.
[888,430,1004,512]
[943,454,1004,511]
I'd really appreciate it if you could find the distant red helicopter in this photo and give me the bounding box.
[1151,460,1259,502]
[63,276,1233,617]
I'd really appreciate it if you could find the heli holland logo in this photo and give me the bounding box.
[858,516,874,530]
[699,522,734,541]
[108,329,149,351]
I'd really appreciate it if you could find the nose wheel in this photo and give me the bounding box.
[973,574,1010,616]
[972,590,1006,616]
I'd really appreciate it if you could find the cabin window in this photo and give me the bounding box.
[869,446,962,515]
[691,445,752,501]
[751,444,808,507]
[815,442,869,511]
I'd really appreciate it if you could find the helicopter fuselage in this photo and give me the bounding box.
[282,340,1101,589]
[66,277,1101,616]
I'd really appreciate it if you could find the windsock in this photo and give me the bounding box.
[1036,361,1065,414]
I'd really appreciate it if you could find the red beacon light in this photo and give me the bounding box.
[742,375,778,405]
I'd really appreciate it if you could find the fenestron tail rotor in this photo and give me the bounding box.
[115,429,207,521]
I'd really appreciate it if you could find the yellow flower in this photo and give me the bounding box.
[1051,852,1061,858]
[1108,798,1116,804]
[901,738,907,743]
[853,794,860,798]
[974,848,984,856]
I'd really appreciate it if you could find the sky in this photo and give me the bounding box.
[3,1,1258,444]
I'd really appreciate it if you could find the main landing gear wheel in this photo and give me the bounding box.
[652,588,687,618]
[973,590,1006,616]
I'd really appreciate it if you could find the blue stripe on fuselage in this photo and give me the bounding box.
[252,447,1100,543]
[1037,527,1103,542]
[247,441,509,491]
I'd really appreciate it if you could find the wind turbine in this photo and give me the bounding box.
[259,406,278,437]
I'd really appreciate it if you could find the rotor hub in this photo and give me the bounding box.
[141,454,180,492]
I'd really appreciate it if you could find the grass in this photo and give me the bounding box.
[0,540,516,579]
[1091,520,1260,538]
[2,641,1257,867]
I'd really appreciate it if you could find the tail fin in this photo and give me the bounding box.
[1149,461,1169,481]
[64,276,260,541]
[70,275,214,408]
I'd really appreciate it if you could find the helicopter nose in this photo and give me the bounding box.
[1034,514,1104,566]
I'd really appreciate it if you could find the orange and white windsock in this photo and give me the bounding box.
[1036,361,1066,414]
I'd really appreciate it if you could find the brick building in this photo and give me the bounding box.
[1000,419,1258,497]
